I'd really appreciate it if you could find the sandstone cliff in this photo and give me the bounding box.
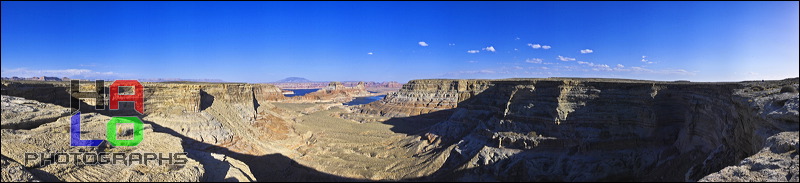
[0,81,286,115]
[353,79,492,117]
[293,81,372,102]
[2,78,796,182]
[0,81,295,181]
[1,95,208,181]
[354,77,798,181]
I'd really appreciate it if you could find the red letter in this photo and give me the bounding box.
[109,80,144,114]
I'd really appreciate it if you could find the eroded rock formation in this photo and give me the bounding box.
[354,77,798,181]
[1,78,796,182]
[293,81,372,102]
[353,79,492,117]
[1,95,208,181]
[0,81,295,182]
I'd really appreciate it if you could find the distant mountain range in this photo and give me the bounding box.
[275,77,313,83]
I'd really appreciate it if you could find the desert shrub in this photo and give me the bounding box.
[779,86,797,93]
[527,131,538,138]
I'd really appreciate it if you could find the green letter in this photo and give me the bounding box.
[106,117,144,146]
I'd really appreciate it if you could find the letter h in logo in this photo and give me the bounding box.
[70,80,144,146]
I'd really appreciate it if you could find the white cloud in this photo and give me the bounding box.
[514,48,518,51]
[528,43,551,49]
[515,37,521,40]
[513,66,524,70]
[577,61,611,71]
[467,60,478,63]
[594,65,611,71]
[570,61,694,75]
[449,43,455,46]
[525,58,543,64]
[482,46,496,52]
[443,69,500,76]
[641,55,656,64]
[556,55,576,61]
[418,41,428,46]
[367,52,373,55]
[1,68,119,78]
[475,70,498,74]
[467,50,480,53]
[626,67,693,75]
[540,67,549,70]
[580,49,593,54]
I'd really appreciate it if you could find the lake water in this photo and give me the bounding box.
[284,89,320,97]
[343,95,386,106]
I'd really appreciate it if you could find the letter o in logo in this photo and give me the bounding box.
[105,117,144,146]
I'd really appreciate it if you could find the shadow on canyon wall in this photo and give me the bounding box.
[1,80,764,181]
[140,118,362,182]
[376,81,749,181]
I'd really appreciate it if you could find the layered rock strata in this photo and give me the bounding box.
[2,78,797,182]
[355,77,798,181]
[0,81,296,181]
[1,96,208,181]
[353,79,492,117]
[0,81,286,115]
[293,81,373,102]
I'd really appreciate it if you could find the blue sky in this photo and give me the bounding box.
[2,1,798,83]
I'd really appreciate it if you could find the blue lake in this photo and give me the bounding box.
[343,95,386,106]
[284,89,320,97]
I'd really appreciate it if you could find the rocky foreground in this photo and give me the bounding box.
[1,78,797,182]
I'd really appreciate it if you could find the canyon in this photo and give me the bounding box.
[1,77,797,182]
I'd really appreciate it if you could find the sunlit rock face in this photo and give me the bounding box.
[1,81,292,182]
[291,81,373,102]
[354,79,492,117]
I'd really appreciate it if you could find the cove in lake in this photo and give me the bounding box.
[343,95,386,106]
[284,89,320,97]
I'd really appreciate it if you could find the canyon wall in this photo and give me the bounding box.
[0,80,294,153]
[2,78,796,181]
[1,80,300,181]
[0,81,286,115]
[292,81,373,102]
[353,79,492,117]
[355,78,798,181]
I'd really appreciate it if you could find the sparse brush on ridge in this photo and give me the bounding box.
[780,86,797,93]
